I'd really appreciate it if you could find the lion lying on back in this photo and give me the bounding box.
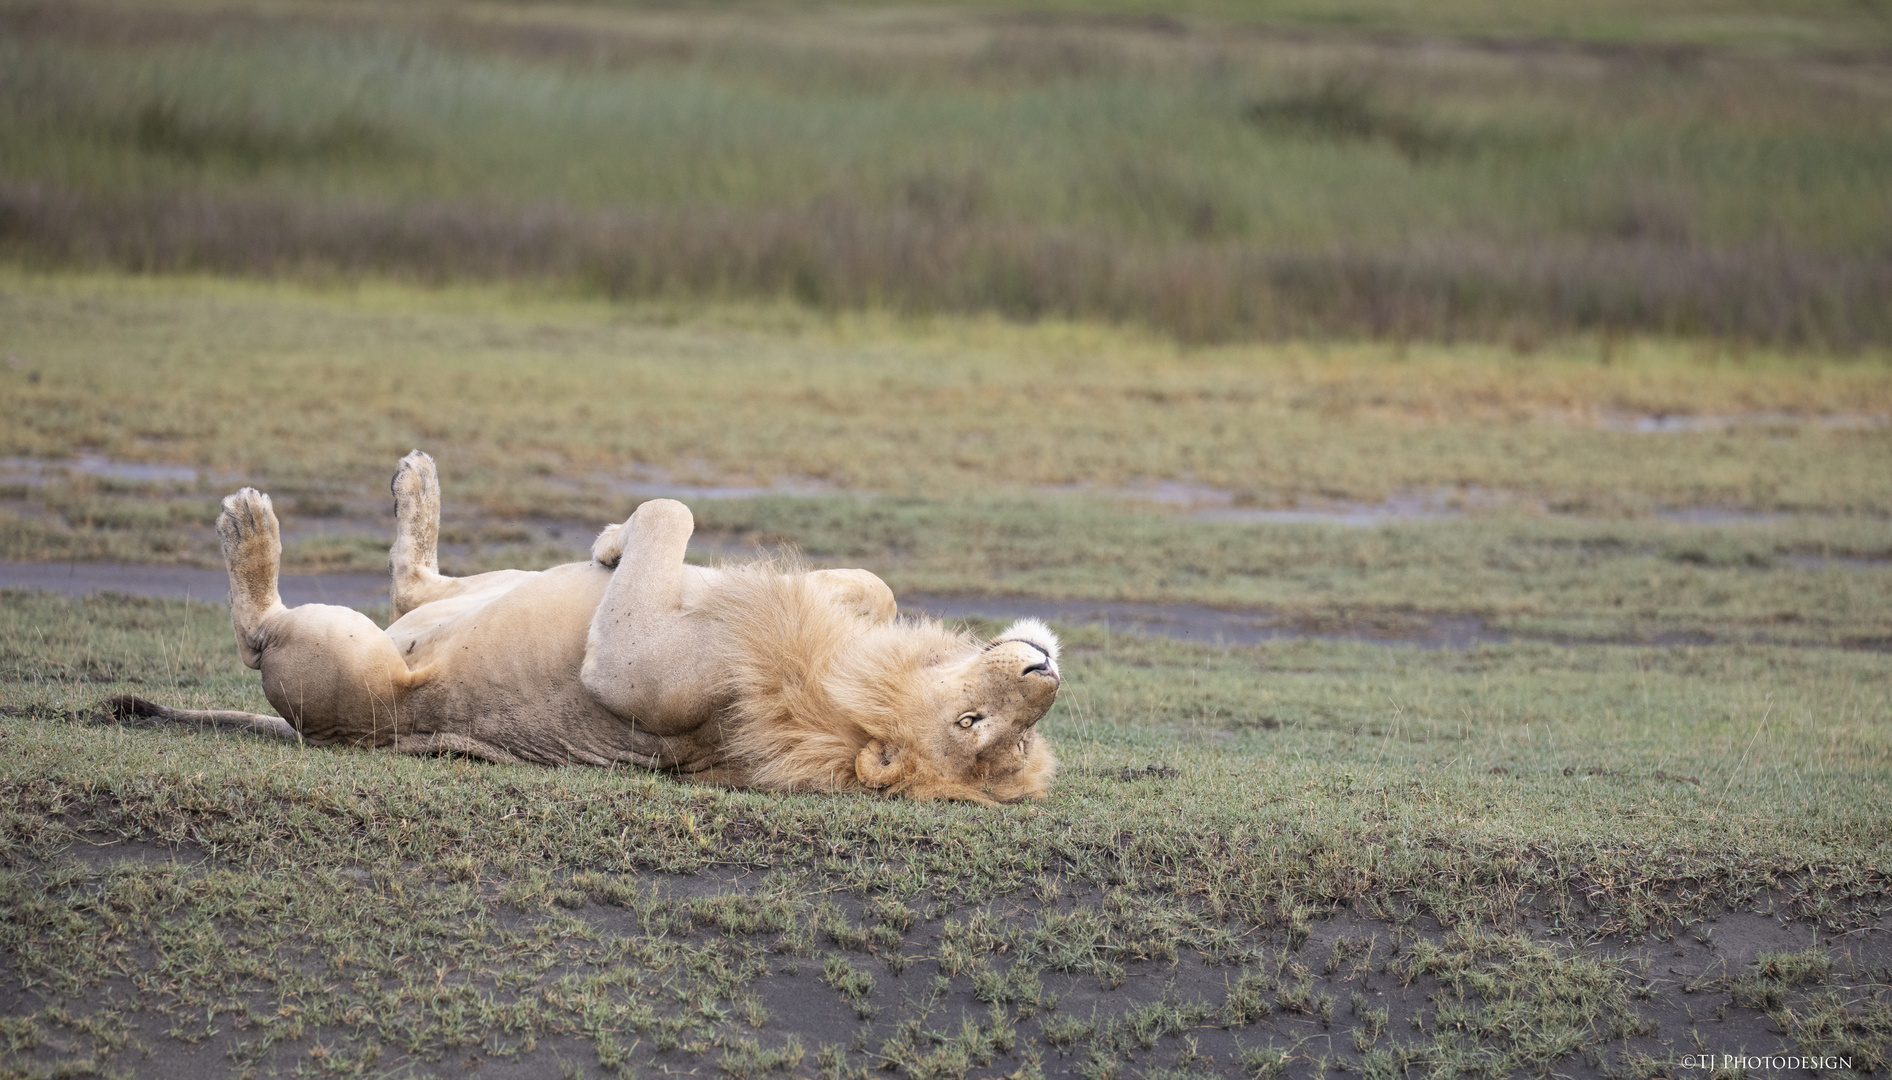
[114,452,1061,803]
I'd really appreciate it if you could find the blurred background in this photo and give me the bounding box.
[4,0,1890,348]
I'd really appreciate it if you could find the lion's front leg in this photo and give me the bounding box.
[579,498,709,729]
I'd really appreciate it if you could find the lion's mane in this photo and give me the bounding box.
[703,563,977,794]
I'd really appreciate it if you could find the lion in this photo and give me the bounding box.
[112,452,1060,803]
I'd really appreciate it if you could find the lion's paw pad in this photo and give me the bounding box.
[391,450,438,502]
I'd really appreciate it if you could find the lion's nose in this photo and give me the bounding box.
[1017,642,1056,680]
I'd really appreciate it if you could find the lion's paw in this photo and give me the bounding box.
[391,450,438,509]
[592,521,627,567]
[217,488,279,553]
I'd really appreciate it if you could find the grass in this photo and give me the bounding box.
[2,0,1891,343]
[1,590,1888,1077]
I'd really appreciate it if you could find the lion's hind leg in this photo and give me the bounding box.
[389,450,464,618]
[388,451,540,620]
[219,485,430,745]
[219,487,287,668]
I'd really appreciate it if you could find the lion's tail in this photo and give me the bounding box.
[106,695,301,741]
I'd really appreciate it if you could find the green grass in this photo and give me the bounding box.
[2,591,1888,1077]
[3,0,1890,342]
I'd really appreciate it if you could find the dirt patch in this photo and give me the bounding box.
[1078,765,1183,783]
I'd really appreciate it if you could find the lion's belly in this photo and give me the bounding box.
[389,562,718,768]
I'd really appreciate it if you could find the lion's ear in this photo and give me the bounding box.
[855,740,904,790]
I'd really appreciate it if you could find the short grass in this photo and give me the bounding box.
[3,591,1890,1078]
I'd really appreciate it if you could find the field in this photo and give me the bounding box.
[3,272,1890,1079]
[4,0,1892,1077]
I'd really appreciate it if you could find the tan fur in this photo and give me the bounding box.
[129,452,1060,803]
[706,567,1052,802]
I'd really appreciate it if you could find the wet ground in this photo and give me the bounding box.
[0,560,390,609]
[901,593,1506,649]
[9,454,1884,530]
[9,557,1889,651]
[4,453,1886,649]
[0,560,1511,648]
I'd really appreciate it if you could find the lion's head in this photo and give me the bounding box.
[855,619,1061,804]
[710,568,1061,803]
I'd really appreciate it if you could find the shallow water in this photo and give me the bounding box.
[0,454,202,486]
[899,593,1507,649]
[0,455,1862,528]
[0,561,388,609]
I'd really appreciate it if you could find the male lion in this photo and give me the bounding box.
[114,452,1060,803]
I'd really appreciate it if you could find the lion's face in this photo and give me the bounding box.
[855,619,1061,804]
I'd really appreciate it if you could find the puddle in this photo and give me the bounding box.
[1053,483,1857,528]
[1599,411,1890,434]
[900,593,1507,649]
[1195,502,1459,527]
[9,562,1883,650]
[2,456,1863,530]
[1044,482,1524,526]
[1651,507,1796,525]
[551,463,841,502]
[605,479,837,501]
[0,454,200,486]
[0,561,389,608]
[1786,552,1889,570]
[3,561,1507,648]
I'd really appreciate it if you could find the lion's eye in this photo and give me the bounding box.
[956,713,981,729]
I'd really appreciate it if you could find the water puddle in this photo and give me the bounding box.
[1042,482,1516,526]
[0,561,387,608]
[606,481,832,501]
[0,454,200,486]
[1652,507,1796,525]
[1598,411,1889,434]
[8,562,1880,651]
[554,463,841,502]
[1,456,1864,530]
[1193,501,1461,527]
[2,560,1506,648]
[901,592,1506,649]
[1046,482,1824,527]
[1785,552,1890,570]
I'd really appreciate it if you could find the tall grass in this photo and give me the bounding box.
[7,183,1887,345]
[2,1,1890,344]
